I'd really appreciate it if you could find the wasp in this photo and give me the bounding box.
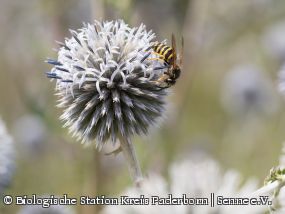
[150,34,184,89]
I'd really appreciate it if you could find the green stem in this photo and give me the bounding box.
[118,135,143,187]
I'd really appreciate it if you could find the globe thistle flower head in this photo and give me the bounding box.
[221,64,277,117]
[46,20,167,148]
[0,118,15,195]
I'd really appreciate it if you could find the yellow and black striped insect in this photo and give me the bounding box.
[150,34,184,89]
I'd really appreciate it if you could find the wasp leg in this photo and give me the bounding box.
[142,51,167,63]
[105,146,122,156]
[153,85,169,91]
[158,84,171,89]
[151,51,164,57]
[148,58,165,63]
[149,81,170,91]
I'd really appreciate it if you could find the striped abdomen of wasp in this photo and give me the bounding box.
[150,34,183,89]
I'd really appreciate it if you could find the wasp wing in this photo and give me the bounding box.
[180,36,184,66]
[171,33,177,66]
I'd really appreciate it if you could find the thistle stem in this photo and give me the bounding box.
[251,181,279,197]
[251,178,285,198]
[119,135,143,187]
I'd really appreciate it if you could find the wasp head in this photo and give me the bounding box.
[172,65,181,80]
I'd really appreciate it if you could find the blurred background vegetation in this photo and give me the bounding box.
[1,0,285,213]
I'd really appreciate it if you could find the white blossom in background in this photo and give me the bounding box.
[221,64,278,117]
[0,118,15,195]
[262,20,285,60]
[17,203,75,214]
[102,157,265,214]
[46,19,167,148]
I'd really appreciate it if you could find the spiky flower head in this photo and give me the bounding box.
[0,118,15,195]
[46,20,167,148]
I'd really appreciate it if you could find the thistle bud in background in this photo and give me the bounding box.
[221,64,278,117]
[46,20,168,185]
[13,114,47,156]
[0,118,15,195]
